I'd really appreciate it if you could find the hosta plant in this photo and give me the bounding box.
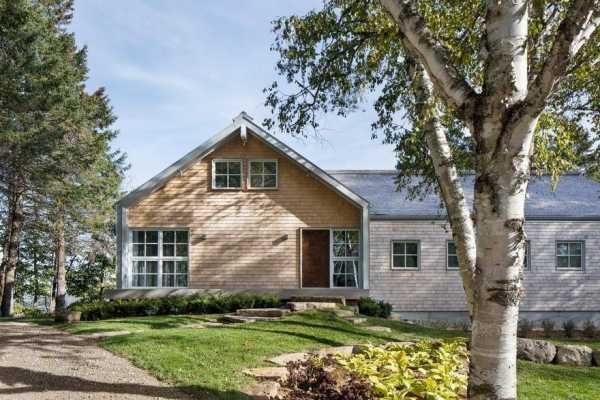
[337,340,468,400]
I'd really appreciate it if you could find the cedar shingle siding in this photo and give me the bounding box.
[369,220,600,312]
[126,132,361,288]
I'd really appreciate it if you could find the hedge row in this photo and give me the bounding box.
[357,297,393,318]
[69,293,283,321]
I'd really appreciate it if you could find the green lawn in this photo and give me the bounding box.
[45,311,599,399]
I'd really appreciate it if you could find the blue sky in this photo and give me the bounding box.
[70,0,397,191]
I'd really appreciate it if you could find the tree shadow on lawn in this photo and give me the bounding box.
[0,366,252,400]
[64,315,215,334]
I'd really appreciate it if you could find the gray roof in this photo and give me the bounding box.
[328,170,600,220]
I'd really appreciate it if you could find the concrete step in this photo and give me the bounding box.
[236,308,290,318]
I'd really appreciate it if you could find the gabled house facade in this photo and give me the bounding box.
[113,112,600,323]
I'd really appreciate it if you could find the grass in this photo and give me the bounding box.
[23,311,600,399]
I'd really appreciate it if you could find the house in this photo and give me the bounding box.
[111,112,600,323]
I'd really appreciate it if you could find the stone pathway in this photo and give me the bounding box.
[0,322,193,399]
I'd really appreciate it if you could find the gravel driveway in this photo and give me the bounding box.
[0,322,192,399]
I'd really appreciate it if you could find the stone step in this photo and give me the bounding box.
[287,302,339,312]
[346,317,367,325]
[236,308,290,318]
[217,314,280,324]
[242,367,289,381]
[288,296,346,306]
[267,346,355,366]
[364,325,392,333]
[332,308,355,317]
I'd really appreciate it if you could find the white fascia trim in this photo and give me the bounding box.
[361,207,370,289]
[117,206,129,289]
[118,113,369,211]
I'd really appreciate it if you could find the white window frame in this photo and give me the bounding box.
[330,229,360,288]
[247,159,278,189]
[212,159,243,189]
[390,240,420,270]
[130,229,190,288]
[446,240,459,271]
[555,240,585,271]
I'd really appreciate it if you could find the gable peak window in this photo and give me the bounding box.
[249,160,277,189]
[213,159,242,189]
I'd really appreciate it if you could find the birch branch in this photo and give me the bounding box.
[410,62,477,317]
[380,0,477,116]
[526,0,600,113]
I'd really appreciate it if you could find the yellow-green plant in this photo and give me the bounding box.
[338,340,468,400]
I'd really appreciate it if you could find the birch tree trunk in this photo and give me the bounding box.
[1,188,25,317]
[53,212,67,319]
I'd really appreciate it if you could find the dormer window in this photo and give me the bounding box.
[248,160,277,189]
[212,159,242,189]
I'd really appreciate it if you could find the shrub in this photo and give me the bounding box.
[338,340,468,400]
[69,293,283,321]
[358,297,392,318]
[13,303,45,318]
[518,319,533,338]
[583,320,597,339]
[541,319,555,338]
[563,320,577,338]
[283,355,375,400]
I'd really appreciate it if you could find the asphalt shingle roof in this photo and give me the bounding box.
[327,170,600,220]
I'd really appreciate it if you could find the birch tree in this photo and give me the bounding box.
[264,1,600,398]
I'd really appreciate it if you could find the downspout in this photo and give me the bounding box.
[361,206,370,289]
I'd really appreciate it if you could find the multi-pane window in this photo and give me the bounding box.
[131,230,189,288]
[523,240,531,271]
[391,241,420,270]
[447,241,459,270]
[556,241,584,270]
[213,160,242,189]
[249,160,277,188]
[332,230,359,288]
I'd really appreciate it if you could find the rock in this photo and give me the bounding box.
[287,302,338,311]
[555,344,593,366]
[242,381,281,400]
[346,317,367,325]
[243,367,289,381]
[364,326,392,333]
[268,352,309,366]
[592,350,600,366]
[236,308,289,318]
[517,338,557,363]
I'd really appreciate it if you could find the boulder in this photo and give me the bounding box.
[593,350,600,366]
[332,309,355,318]
[313,346,354,358]
[346,317,367,325]
[268,352,309,366]
[555,344,593,366]
[517,338,556,363]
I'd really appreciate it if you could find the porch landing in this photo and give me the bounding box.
[104,288,369,301]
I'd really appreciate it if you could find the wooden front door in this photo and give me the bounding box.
[302,230,330,287]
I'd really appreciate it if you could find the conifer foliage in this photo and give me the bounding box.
[0,0,125,317]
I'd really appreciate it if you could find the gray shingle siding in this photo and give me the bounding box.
[369,220,600,313]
